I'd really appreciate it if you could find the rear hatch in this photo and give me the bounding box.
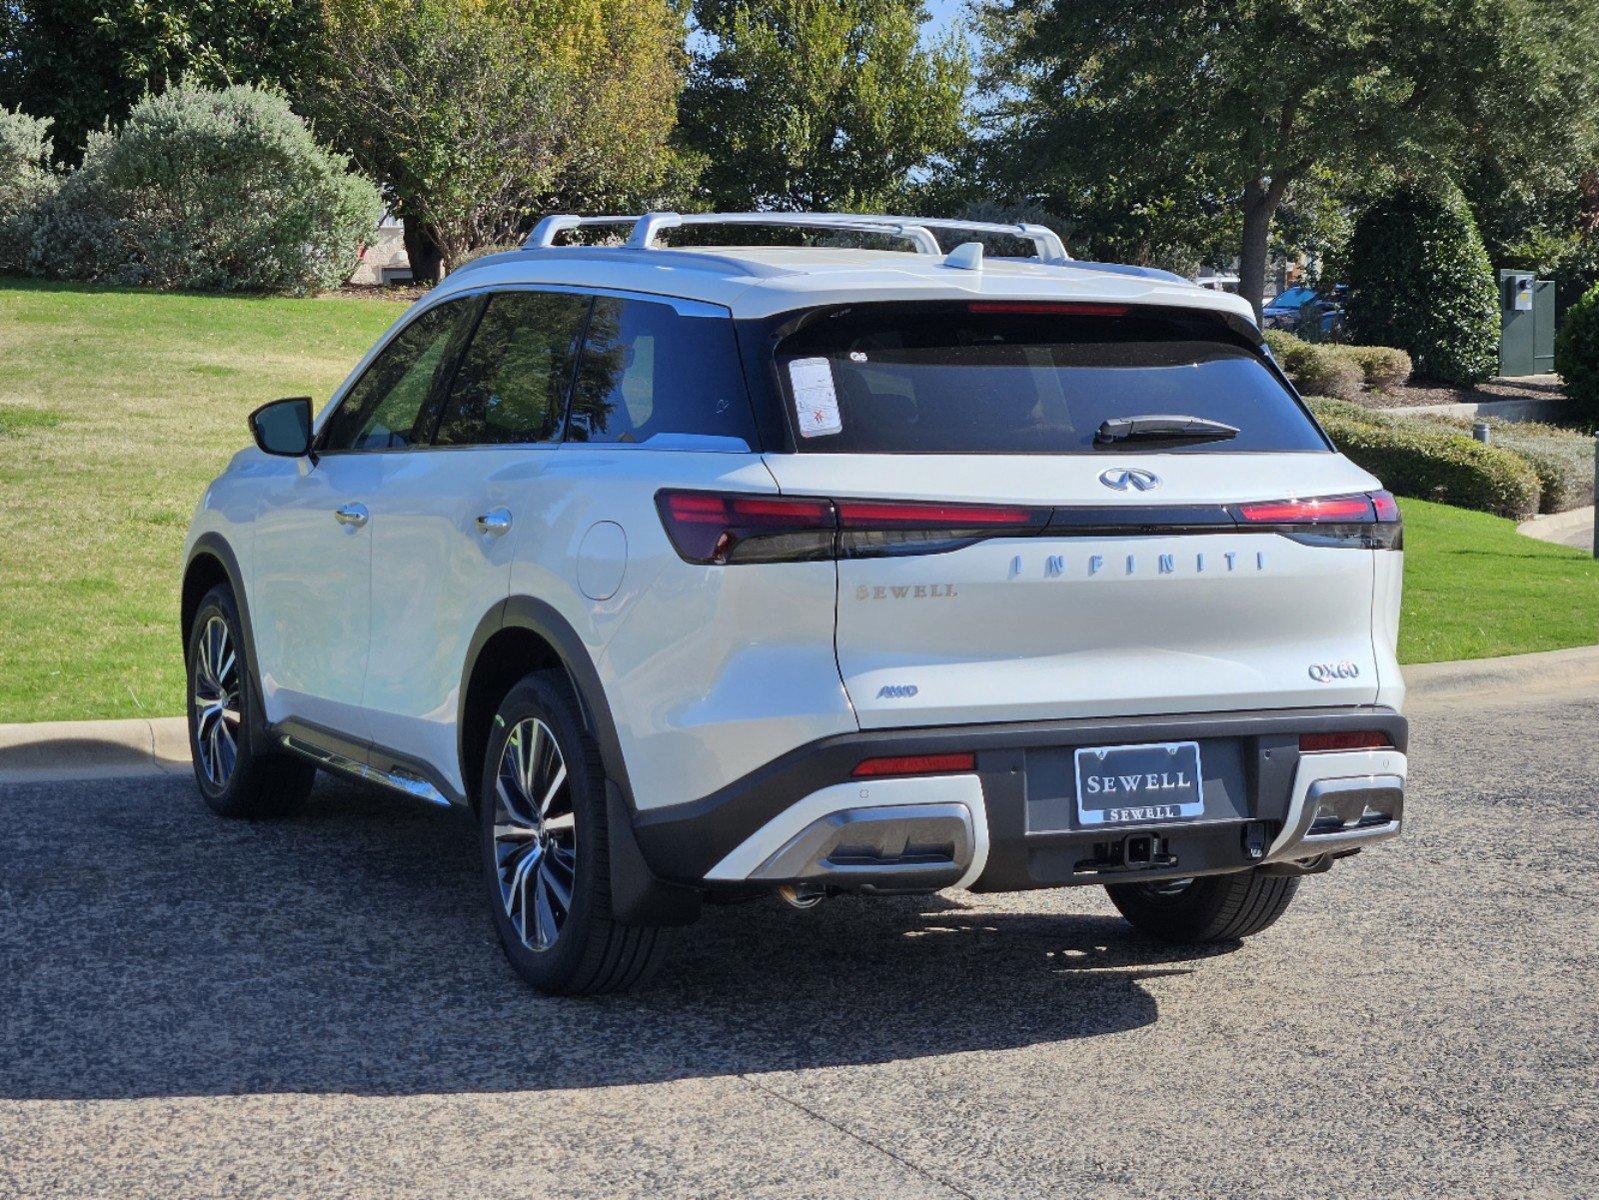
[758,299,1398,729]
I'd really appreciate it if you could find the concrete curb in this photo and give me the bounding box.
[1403,643,1599,702]
[3,643,1597,785]
[0,717,190,784]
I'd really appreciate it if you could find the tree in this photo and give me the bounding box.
[1345,185,1499,385]
[0,0,324,162]
[977,0,1599,315]
[679,0,971,212]
[311,0,688,282]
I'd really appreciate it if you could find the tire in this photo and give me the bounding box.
[1105,870,1300,943]
[479,671,670,995]
[186,584,317,818]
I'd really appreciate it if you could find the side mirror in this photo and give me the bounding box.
[249,397,313,457]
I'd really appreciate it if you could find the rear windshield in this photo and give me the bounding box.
[770,303,1328,454]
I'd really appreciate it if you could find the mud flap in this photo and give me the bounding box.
[606,781,702,926]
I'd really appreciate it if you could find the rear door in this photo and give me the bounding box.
[757,300,1392,729]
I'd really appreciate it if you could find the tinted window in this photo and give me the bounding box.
[568,297,755,448]
[433,291,591,447]
[772,303,1327,454]
[320,300,475,452]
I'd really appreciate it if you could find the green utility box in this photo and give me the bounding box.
[1498,270,1555,376]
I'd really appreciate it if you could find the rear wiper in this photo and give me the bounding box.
[1095,414,1240,444]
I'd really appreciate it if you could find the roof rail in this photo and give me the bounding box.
[524,211,1071,264]
[625,212,943,256]
[524,214,639,248]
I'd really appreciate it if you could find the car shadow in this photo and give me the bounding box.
[0,775,1238,1101]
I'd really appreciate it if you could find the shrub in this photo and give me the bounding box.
[30,85,382,294]
[1340,344,1412,392]
[0,107,58,273]
[1291,344,1363,401]
[1265,331,1360,400]
[1554,283,1599,430]
[1265,330,1409,400]
[1411,414,1594,513]
[1308,401,1541,519]
[1345,185,1500,386]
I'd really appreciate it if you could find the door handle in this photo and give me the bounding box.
[475,507,513,536]
[333,502,369,528]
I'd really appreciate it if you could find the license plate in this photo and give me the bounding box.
[1074,741,1204,827]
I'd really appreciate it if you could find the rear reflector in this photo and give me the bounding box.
[852,753,976,778]
[1299,731,1393,753]
[967,301,1129,317]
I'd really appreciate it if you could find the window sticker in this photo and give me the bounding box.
[788,356,843,437]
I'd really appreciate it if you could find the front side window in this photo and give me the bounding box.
[432,290,591,447]
[771,302,1328,454]
[319,299,476,452]
[567,297,756,448]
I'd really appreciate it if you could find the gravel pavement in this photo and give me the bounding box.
[1,682,1594,1199]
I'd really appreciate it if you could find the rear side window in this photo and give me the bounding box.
[770,302,1328,454]
[433,290,590,447]
[568,297,755,449]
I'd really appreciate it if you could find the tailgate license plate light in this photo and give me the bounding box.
[1074,741,1204,827]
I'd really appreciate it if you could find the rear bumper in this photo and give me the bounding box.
[631,706,1407,891]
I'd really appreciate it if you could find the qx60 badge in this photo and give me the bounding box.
[1099,466,1160,492]
[1308,660,1361,683]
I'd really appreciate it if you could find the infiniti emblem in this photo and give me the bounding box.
[1099,467,1161,492]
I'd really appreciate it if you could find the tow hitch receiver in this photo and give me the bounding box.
[1083,833,1177,871]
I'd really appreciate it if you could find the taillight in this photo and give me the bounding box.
[836,498,1049,558]
[1299,731,1392,752]
[1229,491,1402,549]
[656,491,1048,564]
[852,752,976,778]
[655,490,835,565]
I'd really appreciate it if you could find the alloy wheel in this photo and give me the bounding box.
[493,718,577,952]
[192,615,241,789]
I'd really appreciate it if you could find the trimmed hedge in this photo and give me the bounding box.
[1344,185,1499,386]
[1554,283,1599,430]
[1411,414,1594,514]
[1264,330,1411,397]
[1339,344,1412,392]
[1308,399,1541,519]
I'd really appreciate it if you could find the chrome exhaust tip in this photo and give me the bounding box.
[776,883,825,909]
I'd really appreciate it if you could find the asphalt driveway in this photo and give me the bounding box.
[1,678,1594,1199]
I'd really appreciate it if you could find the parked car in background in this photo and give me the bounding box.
[181,211,1407,995]
[1263,284,1346,337]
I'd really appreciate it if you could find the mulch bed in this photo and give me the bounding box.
[1361,374,1567,411]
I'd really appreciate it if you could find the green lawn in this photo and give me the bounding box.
[1396,497,1598,664]
[0,279,1594,722]
[0,279,398,723]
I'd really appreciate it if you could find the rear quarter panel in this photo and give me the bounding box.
[515,446,857,812]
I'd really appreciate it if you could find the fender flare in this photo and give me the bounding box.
[182,533,271,746]
[457,595,701,927]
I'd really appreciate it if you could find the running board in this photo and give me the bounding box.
[280,733,453,808]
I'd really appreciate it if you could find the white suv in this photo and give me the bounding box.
[181,212,1407,994]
